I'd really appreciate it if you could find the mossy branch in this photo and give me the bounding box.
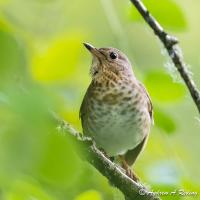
[53,113,159,200]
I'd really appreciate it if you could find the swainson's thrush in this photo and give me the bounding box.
[80,43,153,181]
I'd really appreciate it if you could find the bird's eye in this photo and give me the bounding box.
[109,52,118,60]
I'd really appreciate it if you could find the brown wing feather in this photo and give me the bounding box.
[124,135,148,166]
[124,82,153,166]
[79,84,93,136]
[138,82,154,124]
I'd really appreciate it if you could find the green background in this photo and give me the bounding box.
[0,0,200,199]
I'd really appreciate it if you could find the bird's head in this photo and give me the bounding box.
[83,43,134,80]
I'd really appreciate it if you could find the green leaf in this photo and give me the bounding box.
[144,70,186,103]
[129,0,187,31]
[0,30,27,86]
[74,190,102,200]
[32,34,83,84]
[37,132,81,188]
[154,109,176,134]
[5,179,55,200]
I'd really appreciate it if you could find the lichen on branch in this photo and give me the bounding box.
[130,0,200,114]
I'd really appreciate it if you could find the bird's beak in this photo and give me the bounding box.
[83,43,103,59]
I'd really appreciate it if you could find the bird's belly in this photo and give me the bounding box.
[88,103,150,156]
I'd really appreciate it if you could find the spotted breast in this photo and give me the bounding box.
[80,77,151,156]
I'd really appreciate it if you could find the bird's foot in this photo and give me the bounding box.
[118,155,140,182]
[125,168,139,182]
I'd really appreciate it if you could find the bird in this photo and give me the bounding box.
[80,43,153,182]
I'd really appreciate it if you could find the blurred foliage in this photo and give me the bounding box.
[0,0,200,200]
[154,108,176,134]
[5,179,55,200]
[144,71,186,103]
[74,190,102,200]
[129,0,187,31]
[32,34,83,83]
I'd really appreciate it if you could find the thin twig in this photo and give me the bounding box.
[130,0,200,114]
[53,113,160,200]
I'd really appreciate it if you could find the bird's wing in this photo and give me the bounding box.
[124,135,148,166]
[79,83,92,119]
[138,82,154,124]
[124,82,153,166]
[79,84,92,136]
[79,92,87,120]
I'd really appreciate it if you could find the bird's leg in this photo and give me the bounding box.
[118,155,139,182]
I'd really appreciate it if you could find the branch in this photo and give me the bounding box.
[54,114,160,200]
[130,0,200,114]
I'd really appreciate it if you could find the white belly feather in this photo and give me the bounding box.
[90,102,150,156]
